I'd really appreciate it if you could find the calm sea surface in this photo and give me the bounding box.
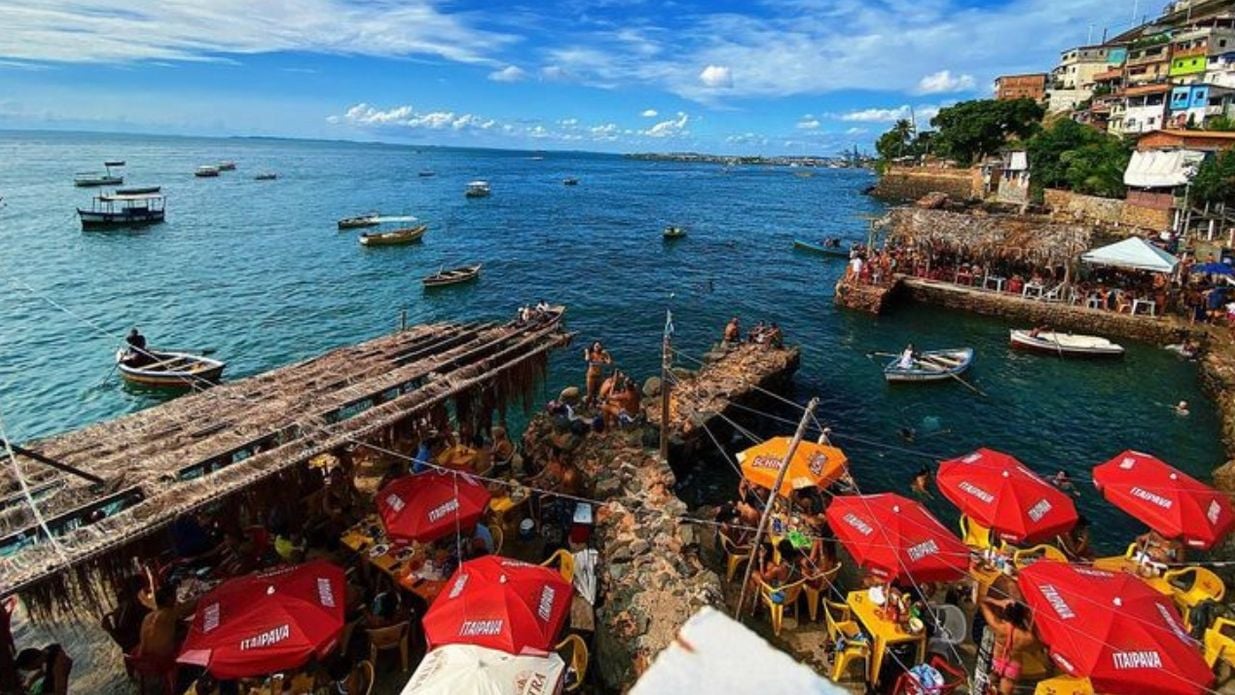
[0,130,1222,554]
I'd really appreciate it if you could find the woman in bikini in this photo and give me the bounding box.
[981,597,1036,695]
[583,341,612,407]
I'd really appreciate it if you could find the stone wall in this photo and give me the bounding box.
[1044,188,1125,226]
[897,277,1199,345]
[872,165,981,202]
[522,419,724,691]
[834,278,898,315]
[1122,190,1174,231]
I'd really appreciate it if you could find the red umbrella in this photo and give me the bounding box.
[1018,562,1213,695]
[936,448,1078,543]
[1094,450,1235,550]
[178,560,345,679]
[423,556,572,655]
[377,471,492,544]
[826,493,969,583]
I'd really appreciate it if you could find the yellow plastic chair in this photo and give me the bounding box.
[959,515,994,550]
[1034,675,1094,694]
[823,600,870,683]
[720,534,752,582]
[555,634,589,692]
[753,577,806,636]
[541,548,575,582]
[1166,566,1226,617]
[801,563,842,623]
[366,621,411,672]
[1012,544,1067,570]
[1205,616,1235,681]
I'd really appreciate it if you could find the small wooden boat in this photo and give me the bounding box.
[563,177,579,186]
[217,161,237,171]
[115,349,226,388]
[423,264,482,288]
[359,225,427,247]
[465,180,491,198]
[104,160,125,167]
[78,190,165,229]
[663,226,687,240]
[254,173,278,181]
[337,212,380,230]
[418,170,435,177]
[74,171,123,187]
[1009,330,1124,358]
[793,239,850,258]
[884,348,974,383]
[195,165,220,178]
[114,186,161,196]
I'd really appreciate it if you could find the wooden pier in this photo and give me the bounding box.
[0,311,571,607]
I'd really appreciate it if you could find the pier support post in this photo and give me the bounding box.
[735,396,819,619]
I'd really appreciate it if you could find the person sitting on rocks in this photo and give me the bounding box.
[747,321,765,343]
[723,317,741,344]
[601,375,641,429]
[765,323,783,349]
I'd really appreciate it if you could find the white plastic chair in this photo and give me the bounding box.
[925,603,968,658]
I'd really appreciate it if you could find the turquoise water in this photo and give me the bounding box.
[0,131,1222,554]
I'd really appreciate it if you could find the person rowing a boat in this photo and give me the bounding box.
[121,327,152,366]
[897,343,917,370]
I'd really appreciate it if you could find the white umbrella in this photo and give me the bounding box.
[402,643,566,695]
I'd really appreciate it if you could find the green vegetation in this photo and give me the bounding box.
[1026,119,1132,198]
[1207,115,1235,132]
[927,99,1044,164]
[874,119,932,163]
[1191,150,1235,207]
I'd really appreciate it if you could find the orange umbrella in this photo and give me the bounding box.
[737,437,847,497]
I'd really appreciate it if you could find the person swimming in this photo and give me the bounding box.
[910,466,933,499]
[1175,400,1190,416]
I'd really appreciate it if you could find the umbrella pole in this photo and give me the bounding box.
[735,397,820,620]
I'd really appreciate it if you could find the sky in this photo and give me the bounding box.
[0,0,1161,155]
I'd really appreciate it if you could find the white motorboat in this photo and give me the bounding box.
[1009,330,1125,358]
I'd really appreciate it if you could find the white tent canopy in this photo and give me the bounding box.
[402,644,565,695]
[631,608,845,694]
[1123,149,1205,189]
[1081,237,1179,273]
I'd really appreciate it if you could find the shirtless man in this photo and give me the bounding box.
[723,317,741,344]
[602,376,641,429]
[910,466,933,499]
[981,597,1036,695]
[138,584,196,661]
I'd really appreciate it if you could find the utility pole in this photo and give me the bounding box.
[659,309,673,462]
[735,396,820,619]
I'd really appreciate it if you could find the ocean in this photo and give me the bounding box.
[0,129,1223,556]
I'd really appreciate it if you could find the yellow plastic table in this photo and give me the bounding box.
[846,590,926,685]
[1091,554,1173,595]
[1034,676,1093,695]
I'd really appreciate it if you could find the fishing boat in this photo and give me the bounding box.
[793,239,850,258]
[359,225,427,247]
[418,170,435,177]
[884,348,974,383]
[104,160,125,167]
[115,349,226,388]
[1009,330,1125,358]
[465,180,491,198]
[254,173,278,181]
[423,264,482,288]
[563,177,579,186]
[78,190,166,230]
[663,226,687,240]
[195,165,220,178]
[74,163,123,187]
[337,212,381,230]
[217,161,237,171]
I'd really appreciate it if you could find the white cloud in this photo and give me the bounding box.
[641,108,659,118]
[838,105,941,123]
[488,65,527,82]
[726,132,768,146]
[916,70,975,94]
[540,65,568,81]
[796,118,820,130]
[845,127,868,135]
[335,103,497,132]
[698,64,733,88]
[0,0,513,64]
[558,117,579,126]
[642,111,689,138]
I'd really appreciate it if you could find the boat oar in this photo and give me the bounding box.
[157,347,217,356]
[945,371,986,398]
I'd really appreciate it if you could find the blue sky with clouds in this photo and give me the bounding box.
[0,0,1157,154]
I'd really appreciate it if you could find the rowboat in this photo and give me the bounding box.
[78,190,165,229]
[793,239,850,258]
[338,213,380,230]
[466,180,491,197]
[563,177,579,186]
[884,348,974,383]
[195,165,220,178]
[254,173,278,181]
[1009,330,1125,358]
[115,349,226,388]
[217,161,237,171]
[74,167,123,187]
[418,170,435,177]
[663,226,687,239]
[359,225,427,247]
[423,264,482,288]
[104,160,125,167]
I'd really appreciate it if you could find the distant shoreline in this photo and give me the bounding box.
[626,151,876,168]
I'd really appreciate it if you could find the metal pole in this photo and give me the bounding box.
[1,438,104,485]
[400,309,407,332]
[659,310,673,462]
[735,396,820,618]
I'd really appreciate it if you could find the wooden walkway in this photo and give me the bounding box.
[1,311,571,598]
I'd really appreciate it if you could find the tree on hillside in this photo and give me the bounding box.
[1026,119,1131,198]
[875,119,917,161]
[1191,150,1235,207]
[928,98,1044,164]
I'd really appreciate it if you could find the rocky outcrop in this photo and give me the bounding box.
[522,419,724,690]
[834,278,898,315]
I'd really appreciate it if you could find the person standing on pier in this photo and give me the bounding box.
[583,341,612,407]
